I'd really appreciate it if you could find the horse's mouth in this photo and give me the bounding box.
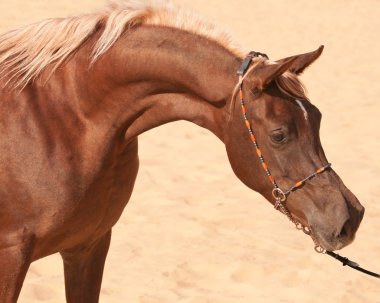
[286,212,354,252]
[312,230,355,252]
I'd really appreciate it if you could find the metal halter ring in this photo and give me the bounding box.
[272,188,286,202]
[314,246,326,254]
[302,226,311,235]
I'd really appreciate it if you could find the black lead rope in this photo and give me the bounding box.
[326,251,380,279]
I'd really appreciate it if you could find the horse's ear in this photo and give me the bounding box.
[250,56,299,90]
[276,45,324,75]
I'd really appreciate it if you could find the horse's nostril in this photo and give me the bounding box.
[338,225,349,239]
[336,219,351,239]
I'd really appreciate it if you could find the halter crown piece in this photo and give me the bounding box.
[237,51,380,280]
[237,51,331,253]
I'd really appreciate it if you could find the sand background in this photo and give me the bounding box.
[0,0,379,302]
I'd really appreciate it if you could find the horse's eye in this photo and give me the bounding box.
[270,130,286,143]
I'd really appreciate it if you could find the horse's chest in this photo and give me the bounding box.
[63,141,139,239]
[81,148,140,230]
[32,139,140,256]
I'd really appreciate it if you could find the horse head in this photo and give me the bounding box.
[225,46,364,251]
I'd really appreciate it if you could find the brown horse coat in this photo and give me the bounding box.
[0,1,364,302]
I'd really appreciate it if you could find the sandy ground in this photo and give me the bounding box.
[1,0,379,302]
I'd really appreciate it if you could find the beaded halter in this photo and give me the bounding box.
[237,51,331,253]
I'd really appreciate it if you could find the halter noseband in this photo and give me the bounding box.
[237,51,331,253]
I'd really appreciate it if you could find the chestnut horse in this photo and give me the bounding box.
[0,1,364,302]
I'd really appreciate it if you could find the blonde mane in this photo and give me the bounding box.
[0,0,243,89]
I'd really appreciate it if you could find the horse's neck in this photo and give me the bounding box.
[78,26,242,142]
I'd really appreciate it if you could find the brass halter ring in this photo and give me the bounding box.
[272,188,286,202]
[314,246,326,254]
